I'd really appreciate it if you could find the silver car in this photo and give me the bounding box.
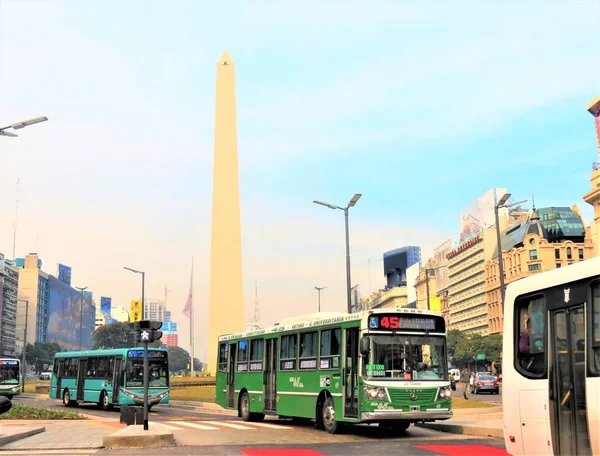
[473,374,499,394]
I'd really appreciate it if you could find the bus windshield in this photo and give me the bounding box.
[0,363,19,384]
[364,334,447,381]
[126,360,169,388]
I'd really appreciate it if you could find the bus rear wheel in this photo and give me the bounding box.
[63,389,75,407]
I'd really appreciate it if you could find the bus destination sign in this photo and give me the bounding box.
[368,314,444,332]
[127,350,166,359]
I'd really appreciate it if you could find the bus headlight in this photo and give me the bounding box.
[440,388,452,399]
[11,386,19,392]
[363,386,387,400]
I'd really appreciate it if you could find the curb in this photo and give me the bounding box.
[415,422,504,439]
[452,406,502,416]
[0,425,46,446]
[103,425,174,449]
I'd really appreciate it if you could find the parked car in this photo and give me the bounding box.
[473,373,499,394]
[39,371,52,380]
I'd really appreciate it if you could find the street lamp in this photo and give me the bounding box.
[314,286,326,312]
[0,116,48,137]
[75,286,88,350]
[424,265,447,311]
[494,193,528,310]
[18,299,28,392]
[124,267,145,319]
[313,193,362,313]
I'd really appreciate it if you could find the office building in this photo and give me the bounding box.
[165,333,178,348]
[485,205,595,334]
[16,254,50,347]
[144,299,164,321]
[583,95,600,255]
[95,313,108,330]
[112,306,129,323]
[0,253,19,356]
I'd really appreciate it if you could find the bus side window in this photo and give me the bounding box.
[87,358,98,377]
[280,335,297,371]
[516,296,546,377]
[320,328,341,370]
[592,283,600,373]
[218,344,228,372]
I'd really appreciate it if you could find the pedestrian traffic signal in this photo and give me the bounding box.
[130,320,163,342]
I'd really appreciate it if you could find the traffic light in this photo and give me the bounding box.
[130,320,163,342]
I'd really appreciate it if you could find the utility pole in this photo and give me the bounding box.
[314,286,326,312]
[12,178,19,260]
[425,269,431,311]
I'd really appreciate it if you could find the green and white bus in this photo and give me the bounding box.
[0,358,21,398]
[50,348,170,410]
[215,308,452,433]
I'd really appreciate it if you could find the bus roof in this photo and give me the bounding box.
[505,255,600,301]
[218,307,443,342]
[53,347,167,358]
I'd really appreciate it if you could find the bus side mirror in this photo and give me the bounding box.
[360,336,370,356]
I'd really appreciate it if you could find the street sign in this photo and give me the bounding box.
[476,353,486,361]
[130,300,142,312]
[130,311,142,322]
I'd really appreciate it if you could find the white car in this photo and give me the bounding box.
[39,371,52,380]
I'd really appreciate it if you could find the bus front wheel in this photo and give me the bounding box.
[63,389,75,407]
[99,391,113,411]
[322,397,341,434]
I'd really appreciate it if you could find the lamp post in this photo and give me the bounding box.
[0,116,48,137]
[75,286,88,350]
[494,193,528,310]
[124,266,149,431]
[124,267,145,319]
[313,193,362,313]
[18,299,28,392]
[314,286,326,312]
[424,265,447,311]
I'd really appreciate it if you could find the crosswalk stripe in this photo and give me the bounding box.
[244,421,293,430]
[174,422,220,430]
[153,422,181,430]
[200,420,256,430]
[0,451,98,455]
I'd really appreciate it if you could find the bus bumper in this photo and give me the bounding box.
[361,410,453,421]
[119,388,169,406]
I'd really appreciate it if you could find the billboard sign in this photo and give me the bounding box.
[130,300,142,322]
[100,297,112,316]
[459,188,508,242]
[57,264,72,285]
[47,275,96,350]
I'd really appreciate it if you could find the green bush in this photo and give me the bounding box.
[1,403,86,420]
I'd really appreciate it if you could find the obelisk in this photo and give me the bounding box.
[206,51,245,374]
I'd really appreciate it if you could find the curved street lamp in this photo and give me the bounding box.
[0,117,48,137]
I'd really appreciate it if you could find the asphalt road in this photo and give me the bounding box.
[452,384,502,403]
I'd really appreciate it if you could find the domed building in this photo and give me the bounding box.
[485,204,594,334]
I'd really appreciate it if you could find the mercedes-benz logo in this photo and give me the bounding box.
[410,390,418,401]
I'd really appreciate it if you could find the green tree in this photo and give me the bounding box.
[25,342,62,372]
[92,322,161,349]
[167,346,190,372]
[446,329,462,362]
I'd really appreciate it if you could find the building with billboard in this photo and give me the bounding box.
[47,275,96,350]
[485,205,595,334]
[383,246,421,288]
[16,254,50,348]
[459,188,509,242]
[0,253,19,356]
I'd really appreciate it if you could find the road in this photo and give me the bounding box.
[452,385,502,403]
[13,395,507,455]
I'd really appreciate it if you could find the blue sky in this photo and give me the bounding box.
[1,0,599,359]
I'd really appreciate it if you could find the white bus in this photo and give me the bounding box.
[502,256,600,456]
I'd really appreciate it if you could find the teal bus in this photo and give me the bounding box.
[215,308,452,434]
[0,358,21,398]
[50,348,170,410]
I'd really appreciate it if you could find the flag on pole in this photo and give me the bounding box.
[183,264,193,319]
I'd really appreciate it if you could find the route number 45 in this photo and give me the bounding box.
[380,316,400,329]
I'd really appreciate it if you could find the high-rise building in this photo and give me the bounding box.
[95,313,108,330]
[0,253,19,356]
[165,333,178,348]
[207,51,245,373]
[143,299,164,322]
[111,306,129,323]
[16,254,50,348]
[583,95,600,255]
[485,205,595,334]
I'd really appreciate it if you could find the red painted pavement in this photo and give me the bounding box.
[241,450,325,456]
[414,444,509,456]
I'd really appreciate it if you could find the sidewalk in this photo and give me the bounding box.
[0,420,125,451]
[415,406,504,438]
[168,400,237,415]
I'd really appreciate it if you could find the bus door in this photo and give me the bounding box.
[55,359,65,399]
[344,328,359,418]
[112,357,122,403]
[264,338,277,412]
[76,359,87,401]
[550,305,592,455]
[227,343,237,408]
